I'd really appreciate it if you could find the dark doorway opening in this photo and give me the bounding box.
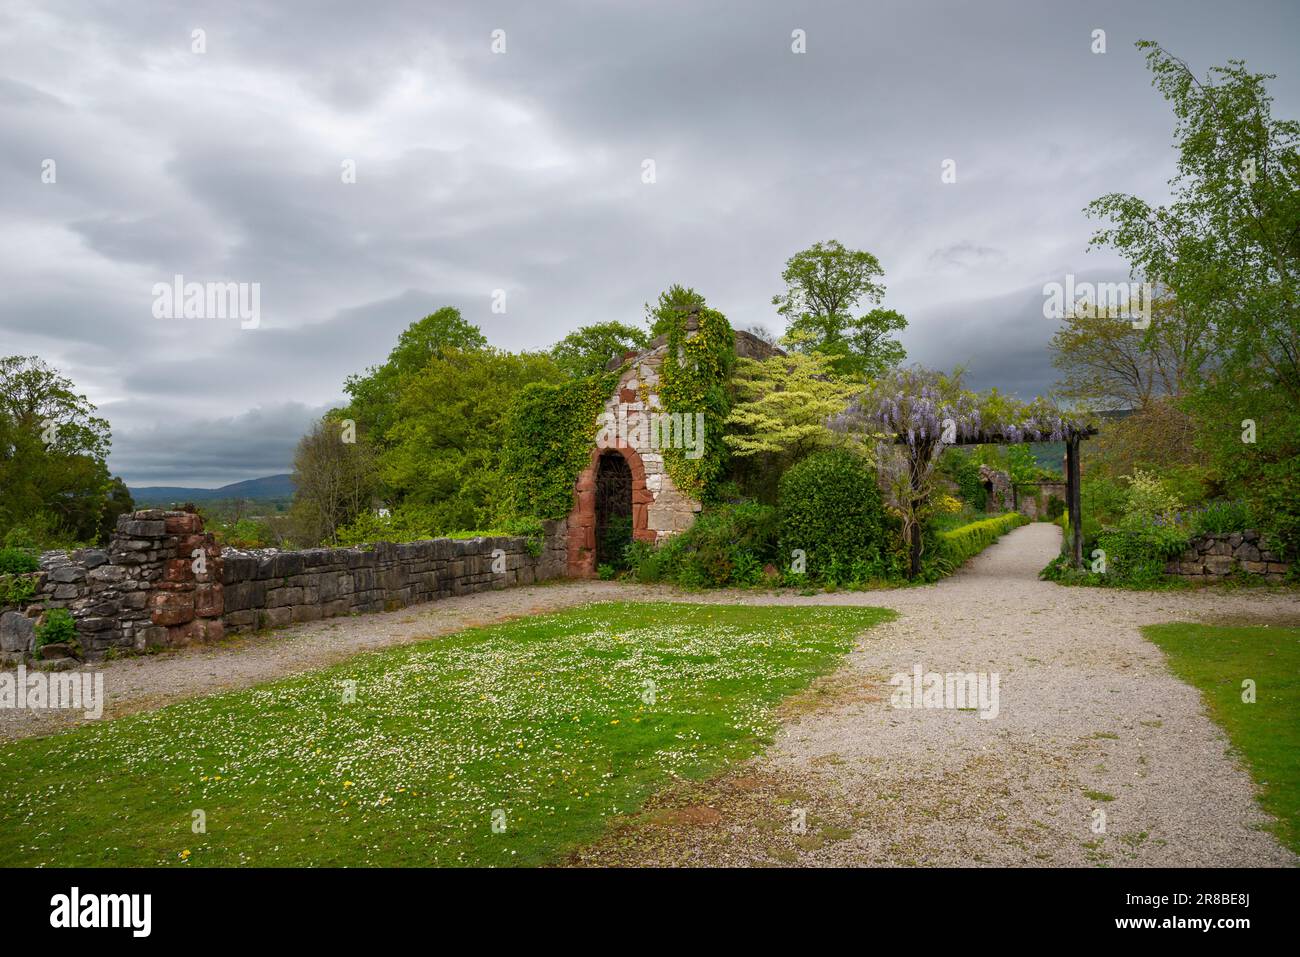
[595,452,633,568]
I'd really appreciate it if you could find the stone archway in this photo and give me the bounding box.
[566,445,654,577]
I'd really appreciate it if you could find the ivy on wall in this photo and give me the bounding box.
[500,370,619,521]
[656,302,736,503]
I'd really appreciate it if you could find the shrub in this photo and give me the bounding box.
[1188,500,1253,536]
[35,608,77,650]
[0,547,39,575]
[209,517,274,549]
[1094,520,1190,586]
[0,573,38,608]
[1123,469,1182,521]
[778,449,885,581]
[940,448,988,511]
[1046,495,1065,520]
[628,502,778,588]
[2,515,83,552]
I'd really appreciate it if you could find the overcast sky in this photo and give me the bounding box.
[2,0,1297,487]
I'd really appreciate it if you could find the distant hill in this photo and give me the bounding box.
[128,473,295,505]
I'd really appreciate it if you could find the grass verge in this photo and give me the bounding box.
[1143,622,1299,854]
[0,601,892,866]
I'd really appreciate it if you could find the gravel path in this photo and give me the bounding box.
[4,523,1297,867]
[572,523,1300,867]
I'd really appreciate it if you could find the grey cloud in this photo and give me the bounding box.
[1,0,1298,484]
[107,401,333,486]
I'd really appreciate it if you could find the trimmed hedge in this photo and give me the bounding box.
[933,512,1029,574]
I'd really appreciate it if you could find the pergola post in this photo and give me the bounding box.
[1066,432,1082,569]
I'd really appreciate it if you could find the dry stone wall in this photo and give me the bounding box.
[0,510,224,664]
[2,511,567,663]
[1165,530,1291,581]
[222,520,567,632]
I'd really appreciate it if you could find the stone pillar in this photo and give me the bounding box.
[136,511,225,649]
[26,509,226,660]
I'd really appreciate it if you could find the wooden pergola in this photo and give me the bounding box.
[894,424,1099,574]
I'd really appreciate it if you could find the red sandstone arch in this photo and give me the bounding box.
[566,444,655,577]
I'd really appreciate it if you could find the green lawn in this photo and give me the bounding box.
[0,601,892,867]
[1143,622,1300,854]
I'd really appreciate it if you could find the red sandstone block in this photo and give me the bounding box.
[151,590,195,626]
[166,620,203,647]
[165,513,202,535]
[194,583,223,618]
[164,558,191,582]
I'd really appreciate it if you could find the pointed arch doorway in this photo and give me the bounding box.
[566,446,654,577]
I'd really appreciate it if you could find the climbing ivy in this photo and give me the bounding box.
[499,370,619,522]
[651,288,736,503]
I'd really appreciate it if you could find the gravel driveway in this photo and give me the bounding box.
[4,523,1297,867]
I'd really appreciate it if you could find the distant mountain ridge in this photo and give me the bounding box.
[128,473,295,505]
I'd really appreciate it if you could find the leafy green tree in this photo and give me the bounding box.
[288,416,379,546]
[343,307,488,442]
[646,284,706,337]
[1086,42,1300,557]
[97,477,135,543]
[1050,292,1207,411]
[724,351,855,461]
[0,356,118,544]
[646,285,735,501]
[551,321,650,377]
[772,240,907,378]
[1087,42,1299,401]
[378,348,562,532]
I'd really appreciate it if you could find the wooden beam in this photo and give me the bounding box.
[890,426,1098,447]
[1066,433,1082,569]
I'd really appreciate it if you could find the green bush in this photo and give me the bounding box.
[1188,500,1253,536]
[0,573,38,608]
[778,449,885,582]
[628,502,778,588]
[35,607,77,651]
[335,507,547,556]
[1094,519,1190,587]
[1,515,84,552]
[1045,495,1065,520]
[0,547,39,575]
